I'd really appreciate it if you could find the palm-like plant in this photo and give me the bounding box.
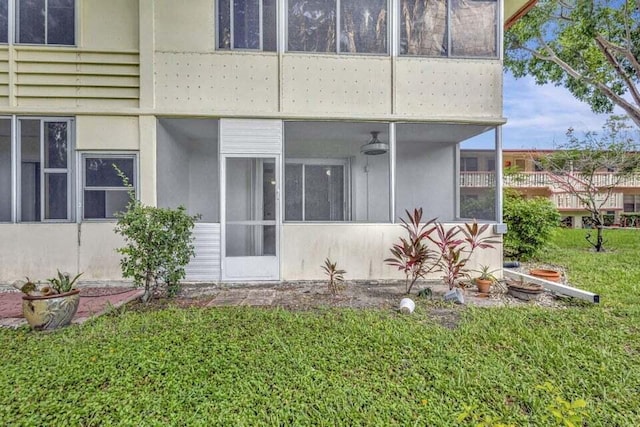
[322,258,346,295]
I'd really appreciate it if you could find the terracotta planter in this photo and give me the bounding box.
[22,289,80,330]
[529,269,561,283]
[475,278,492,294]
[507,282,544,301]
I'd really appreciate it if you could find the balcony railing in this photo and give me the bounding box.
[552,192,623,210]
[461,171,640,189]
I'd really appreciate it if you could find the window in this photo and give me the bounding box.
[288,0,388,54]
[285,160,348,221]
[460,157,478,172]
[0,0,8,43]
[400,0,497,57]
[17,0,75,45]
[624,195,640,213]
[0,118,11,221]
[218,0,277,51]
[19,118,73,222]
[82,154,136,220]
[284,121,390,223]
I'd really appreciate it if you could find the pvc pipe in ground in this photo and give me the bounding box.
[399,298,415,314]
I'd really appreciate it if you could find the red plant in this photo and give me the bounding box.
[384,208,439,294]
[430,222,500,290]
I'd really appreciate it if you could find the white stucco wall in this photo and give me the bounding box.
[281,223,502,281]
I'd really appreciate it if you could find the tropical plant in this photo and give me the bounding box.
[430,221,500,290]
[470,265,499,282]
[387,209,499,293]
[47,270,83,294]
[114,168,199,303]
[384,208,439,294]
[321,258,346,296]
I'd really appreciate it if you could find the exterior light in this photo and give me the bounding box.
[360,131,389,155]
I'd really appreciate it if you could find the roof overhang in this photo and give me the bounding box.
[504,0,538,29]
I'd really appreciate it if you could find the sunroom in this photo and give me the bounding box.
[156,118,502,282]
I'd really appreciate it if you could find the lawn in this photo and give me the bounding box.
[1,229,639,426]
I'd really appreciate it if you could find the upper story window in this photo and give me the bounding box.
[400,0,497,58]
[18,0,75,45]
[287,0,388,54]
[0,1,8,43]
[217,0,277,51]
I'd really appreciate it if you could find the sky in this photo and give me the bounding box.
[463,72,618,150]
[500,72,615,150]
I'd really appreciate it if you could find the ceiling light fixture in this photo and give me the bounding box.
[360,131,389,155]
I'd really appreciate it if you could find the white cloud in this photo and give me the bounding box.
[502,74,614,149]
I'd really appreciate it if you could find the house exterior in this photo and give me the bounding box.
[0,0,534,285]
[462,149,640,228]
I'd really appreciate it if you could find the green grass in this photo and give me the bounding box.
[1,229,640,425]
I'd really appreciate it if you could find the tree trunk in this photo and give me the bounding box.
[595,225,604,252]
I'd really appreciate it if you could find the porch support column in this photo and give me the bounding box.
[139,115,157,206]
[389,122,396,223]
[495,125,504,224]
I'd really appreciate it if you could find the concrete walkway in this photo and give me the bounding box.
[0,288,144,328]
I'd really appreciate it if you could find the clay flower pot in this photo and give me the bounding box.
[529,269,561,283]
[475,278,492,294]
[22,289,80,330]
[507,281,544,301]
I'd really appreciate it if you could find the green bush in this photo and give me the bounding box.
[503,190,560,260]
[113,171,199,301]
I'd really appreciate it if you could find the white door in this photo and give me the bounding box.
[221,155,280,281]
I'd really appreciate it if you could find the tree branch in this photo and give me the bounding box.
[594,35,640,106]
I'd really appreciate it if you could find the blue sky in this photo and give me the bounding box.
[501,72,613,149]
[465,72,616,150]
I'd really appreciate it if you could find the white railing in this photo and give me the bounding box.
[461,171,640,190]
[584,173,640,188]
[552,192,623,210]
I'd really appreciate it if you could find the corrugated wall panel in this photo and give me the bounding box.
[185,223,221,282]
[220,119,282,154]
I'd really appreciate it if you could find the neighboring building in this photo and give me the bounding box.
[461,149,640,228]
[0,1,534,284]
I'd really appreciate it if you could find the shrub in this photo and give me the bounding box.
[503,190,560,260]
[114,170,199,302]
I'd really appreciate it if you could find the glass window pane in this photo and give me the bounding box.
[84,190,130,219]
[44,122,67,169]
[233,0,260,49]
[451,0,496,57]
[18,0,45,44]
[340,0,387,54]
[0,119,10,221]
[285,164,303,220]
[44,172,67,220]
[288,0,336,52]
[262,0,277,51]
[305,165,344,221]
[400,0,447,56]
[47,0,75,45]
[20,120,41,222]
[218,0,231,48]
[226,224,276,256]
[0,0,8,43]
[85,158,134,187]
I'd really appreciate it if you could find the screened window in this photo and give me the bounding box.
[288,0,388,54]
[624,195,640,213]
[285,160,347,221]
[218,0,277,51]
[17,0,75,45]
[82,155,135,220]
[460,157,478,172]
[0,118,11,221]
[19,118,72,222]
[400,0,497,57]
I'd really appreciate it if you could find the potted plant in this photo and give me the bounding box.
[18,271,83,330]
[470,265,499,294]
